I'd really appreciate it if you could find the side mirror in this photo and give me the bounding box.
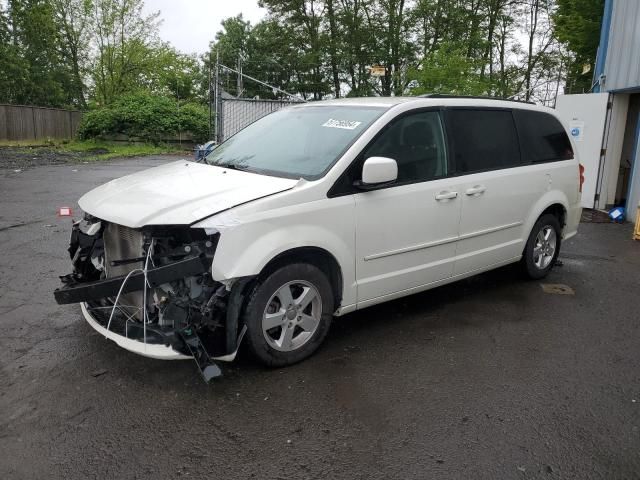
[358,156,398,189]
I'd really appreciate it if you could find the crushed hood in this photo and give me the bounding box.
[78,160,298,228]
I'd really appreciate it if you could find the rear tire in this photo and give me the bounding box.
[521,214,562,279]
[243,263,334,367]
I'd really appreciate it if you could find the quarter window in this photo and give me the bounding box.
[447,109,521,173]
[362,111,448,183]
[514,110,574,163]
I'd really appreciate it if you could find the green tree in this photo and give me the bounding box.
[3,0,76,106]
[143,45,205,102]
[246,18,309,98]
[52,0,91,107]
[408,43,490,95]
[337,0,378,97]
[553,0,604,93]
[88,0,160,105]
[0,5,28,103]
[259,0,331,100]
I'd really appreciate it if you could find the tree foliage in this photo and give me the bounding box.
[206,0,593,104]
[0,0,606,114]
[0,0,205,108]
[1,0,77,106]
[553,0,604,93]
[78,91,209,143]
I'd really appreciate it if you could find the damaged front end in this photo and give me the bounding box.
[54,214,249,382]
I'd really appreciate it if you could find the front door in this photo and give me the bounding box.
[352,110,463,304]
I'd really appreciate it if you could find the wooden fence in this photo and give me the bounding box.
[0,104,83,141]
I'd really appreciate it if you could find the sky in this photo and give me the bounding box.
[142,0,266,56]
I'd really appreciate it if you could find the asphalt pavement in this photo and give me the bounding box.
[1,155,639,479]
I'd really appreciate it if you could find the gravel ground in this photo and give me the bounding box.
[0,155,639,479]
[0,146,92,170]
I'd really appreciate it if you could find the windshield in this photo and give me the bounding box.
[204,105,385,179]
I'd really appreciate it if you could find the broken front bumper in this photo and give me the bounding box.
[80,302,191,360]
[55,217,249,381]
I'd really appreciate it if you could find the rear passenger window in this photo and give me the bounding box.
[447,109,521,173]
[514,110,574,163]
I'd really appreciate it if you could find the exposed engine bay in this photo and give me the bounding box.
[54,214,249,381]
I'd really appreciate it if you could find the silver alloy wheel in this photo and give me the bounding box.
[262,280,322,352]
[533,225,557,269]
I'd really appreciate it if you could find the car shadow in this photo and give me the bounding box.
[332,264,528,337]
[92,263,546,388]
[232,262,539,370]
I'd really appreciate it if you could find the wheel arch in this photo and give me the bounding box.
[539,203,567,229]
[259,246,344,309]
[524,191,570,242]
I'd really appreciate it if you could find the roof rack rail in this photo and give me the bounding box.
[417,93,535,105]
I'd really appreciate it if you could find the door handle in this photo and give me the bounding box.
[435,190,458,201]
[465,185,486,196]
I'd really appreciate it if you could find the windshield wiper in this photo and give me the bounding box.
[214,162,249,171]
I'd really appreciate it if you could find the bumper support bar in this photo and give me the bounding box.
[54,255,209,305]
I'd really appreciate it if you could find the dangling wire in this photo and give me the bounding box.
[106,268,143,333]
[106,238,155,339]
[142,239,155,345]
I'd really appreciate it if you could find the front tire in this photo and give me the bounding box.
[243,263,334,367]
[521,214,562,279]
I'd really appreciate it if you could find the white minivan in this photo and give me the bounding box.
[55,96,582,378]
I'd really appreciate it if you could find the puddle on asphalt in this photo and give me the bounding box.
[540,283,575,295]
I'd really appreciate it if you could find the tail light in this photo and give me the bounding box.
[578,164,585,193]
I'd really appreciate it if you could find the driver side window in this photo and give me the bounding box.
[363,110,448,184]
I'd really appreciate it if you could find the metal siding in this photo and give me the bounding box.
[593,0,613,91]
[626,111,640,221]
[604,0,640,91]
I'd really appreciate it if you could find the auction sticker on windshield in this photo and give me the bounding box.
[322,118,362,130]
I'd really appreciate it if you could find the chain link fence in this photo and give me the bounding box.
[219,97,301,142]
[211,62,305,143]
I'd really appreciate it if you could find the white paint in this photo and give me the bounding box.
[193,97,581,313]
[81,302,191,360]
[354,176,462,301]
[85,221,101,236]
[81,96,582,341]
[79,160,297,228]
[81,303,245,362]
[555,93,609,208]
[361,157,397,184]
